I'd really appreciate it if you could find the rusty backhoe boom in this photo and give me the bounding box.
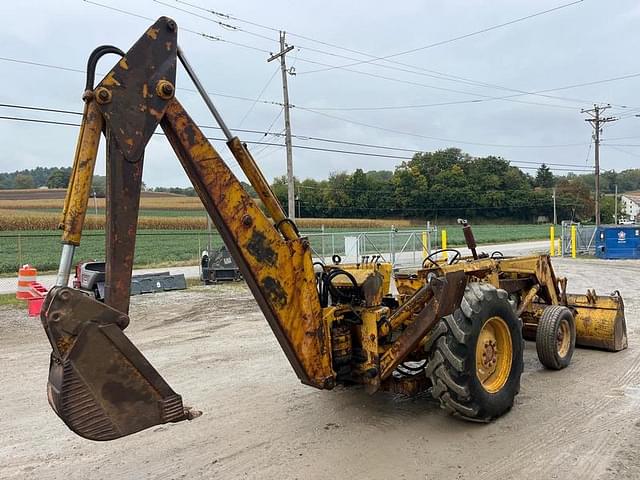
[41,16,333,441]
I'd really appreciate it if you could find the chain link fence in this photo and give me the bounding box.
[307,227,439,267]
[0,230,225,294]
[0,227,444,294]
[560,221,597,257]
[1,223,554,294]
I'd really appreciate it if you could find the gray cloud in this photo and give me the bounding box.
[1,0,638,187]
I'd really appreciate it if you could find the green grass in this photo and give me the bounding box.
[441,223,549,246]
[0,230,224,274]
[0,224,551,274]
[0,293,23,307]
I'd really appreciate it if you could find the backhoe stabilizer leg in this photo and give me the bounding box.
[41,287,196,441]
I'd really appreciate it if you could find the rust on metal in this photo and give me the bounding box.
[94,16,177,163]
[516,284,540,317]
[103,134,144,316]
[227,137,298,241]
[41,287,188,441]
[384,284,433,333]
[380,373,430,396]
[59,101,103,245]
[566,291,627,351]
[160,98,334,388]
[379,271,467,380]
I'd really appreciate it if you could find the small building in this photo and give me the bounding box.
[621,192,640,222]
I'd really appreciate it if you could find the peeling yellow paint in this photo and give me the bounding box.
[146,27,159,39]
[102,72,121,87]
[119,58,129,70]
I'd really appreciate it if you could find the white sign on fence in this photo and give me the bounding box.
[344,236,360,263]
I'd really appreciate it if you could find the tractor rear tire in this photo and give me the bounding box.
[536,305,575,370]
[425,282,524,422]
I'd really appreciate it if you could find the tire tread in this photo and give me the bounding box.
[425,282,523,422]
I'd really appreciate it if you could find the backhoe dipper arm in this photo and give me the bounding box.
[41,17,334,441]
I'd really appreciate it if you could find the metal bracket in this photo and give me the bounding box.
[95,16,177,162]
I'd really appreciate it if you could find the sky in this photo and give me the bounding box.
[1,0,639,188]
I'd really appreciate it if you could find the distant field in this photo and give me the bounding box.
[0,224,550,274]
[0,189,425,230]
[0,189,551,273]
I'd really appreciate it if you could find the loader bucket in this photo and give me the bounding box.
[40,287,193,441]
[566,290,628,352]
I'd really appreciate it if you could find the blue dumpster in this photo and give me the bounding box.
[595,226,640,259]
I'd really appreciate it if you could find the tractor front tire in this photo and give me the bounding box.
[536,305,575,370]
[426,282,524,422]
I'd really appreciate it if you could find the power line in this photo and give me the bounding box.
[294,57,581,111]
[83,0,273,57]
[0,102,590,151]
[298,0,584,74]
[308,72,640,112]
[162,0,601,109]
[0,56,286,108]
[603,145,640,158]
[82,0,640,116]
[0,114,594,172]
[237,65,280,127]
[80,1,614,113]
[179,0,636,111]
[296,106,588,149]
[600,143,640,147]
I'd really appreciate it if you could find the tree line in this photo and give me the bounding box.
[271,148,632,223]
[3,148,638,223]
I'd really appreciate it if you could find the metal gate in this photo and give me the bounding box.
[305,226,439,267]
[560,221,596,256]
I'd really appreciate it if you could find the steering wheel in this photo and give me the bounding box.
[422,248,462,268]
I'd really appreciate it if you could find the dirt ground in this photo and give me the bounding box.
[1,257,639,480]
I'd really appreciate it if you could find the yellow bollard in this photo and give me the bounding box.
[422,231,428,259]
[550,225,555,256]
[571,225,577,258]
[558,238,561,256]
[441,229,448,261]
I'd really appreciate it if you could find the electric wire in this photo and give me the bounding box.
[298,1,585,73]
[81,1,627,113]
[0,102,590,151]
[162,0,602,108]
[0,114,594,172]
[296,106,588,149]
[237,65,280,127]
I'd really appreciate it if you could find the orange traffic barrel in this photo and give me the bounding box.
[17,264,37,300]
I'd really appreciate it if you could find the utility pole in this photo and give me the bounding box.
[614,184,618,224]
[582,104,616,227]
[268,32,296,220]
[552,187,557,225]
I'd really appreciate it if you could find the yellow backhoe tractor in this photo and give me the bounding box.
[40,17,627,441]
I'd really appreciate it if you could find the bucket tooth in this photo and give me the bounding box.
[41,287,192,441]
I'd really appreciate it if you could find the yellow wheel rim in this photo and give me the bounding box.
[557,319,571,358]
[476,316,513,393]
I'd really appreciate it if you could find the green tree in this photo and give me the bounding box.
[600,195,620,224]
[14,173,35,189]
[46,169,71,188]
[535,163,554,188]
[555,177,593,222]
[92,175,106,197]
